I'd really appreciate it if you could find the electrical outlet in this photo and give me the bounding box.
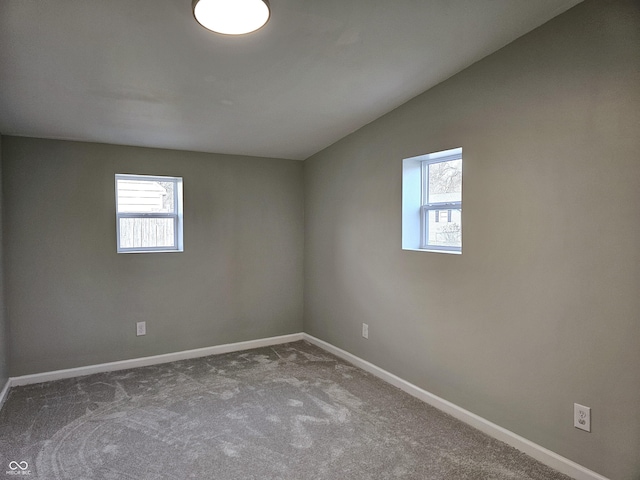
[362,323,369,339]
[136,321,146,336]
[574,403,591,432]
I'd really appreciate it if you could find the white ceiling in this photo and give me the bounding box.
[0,0,581,160]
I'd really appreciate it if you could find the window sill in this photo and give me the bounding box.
[402,248,461,255]
[118,249,183,254]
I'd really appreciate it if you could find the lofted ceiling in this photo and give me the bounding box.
[0,0,582,160]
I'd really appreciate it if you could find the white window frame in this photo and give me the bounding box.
[115,174,184,253]
[420,152,462,253]
[402,147,462,254]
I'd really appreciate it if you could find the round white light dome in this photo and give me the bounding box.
[193,0,271,35]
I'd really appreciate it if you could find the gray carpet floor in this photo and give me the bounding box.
[0,341,572,479]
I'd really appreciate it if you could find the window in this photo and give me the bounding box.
[402,147,462,254]
[115,174,184,253]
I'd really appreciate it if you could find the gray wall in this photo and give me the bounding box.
[304,1,640,479]
[0,134,8,389]
[2,137,304,377]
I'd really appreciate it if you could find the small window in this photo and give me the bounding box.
[115,174,183,253]
[402,147,462,254]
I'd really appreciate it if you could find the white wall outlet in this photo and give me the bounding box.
[362,323,369,339]
[574,403,591,432]
[136,321,146,336]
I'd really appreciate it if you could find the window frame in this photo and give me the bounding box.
[402,147,462,254]
[420,153,462,253]
[115,173,184,254]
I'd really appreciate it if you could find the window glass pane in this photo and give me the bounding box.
[428,159,462,204]
[426,209,461,248]
[119,217,175,249]
[117,179,175,213]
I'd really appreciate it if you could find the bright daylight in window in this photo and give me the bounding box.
[402,147,462,254]
[115,174,184,253]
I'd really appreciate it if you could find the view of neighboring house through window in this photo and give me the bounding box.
[115,174,184,253]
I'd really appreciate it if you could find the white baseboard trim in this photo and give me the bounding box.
[0,377,10,410]
[4,332,608,480]
[10,333,304,387]
[302,333,608,480]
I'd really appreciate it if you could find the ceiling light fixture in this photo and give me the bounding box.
[192,0,271,35]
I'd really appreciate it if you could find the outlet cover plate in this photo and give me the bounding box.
[362,323,369,339]
[136,321,146,336]
[574,403,591,432]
